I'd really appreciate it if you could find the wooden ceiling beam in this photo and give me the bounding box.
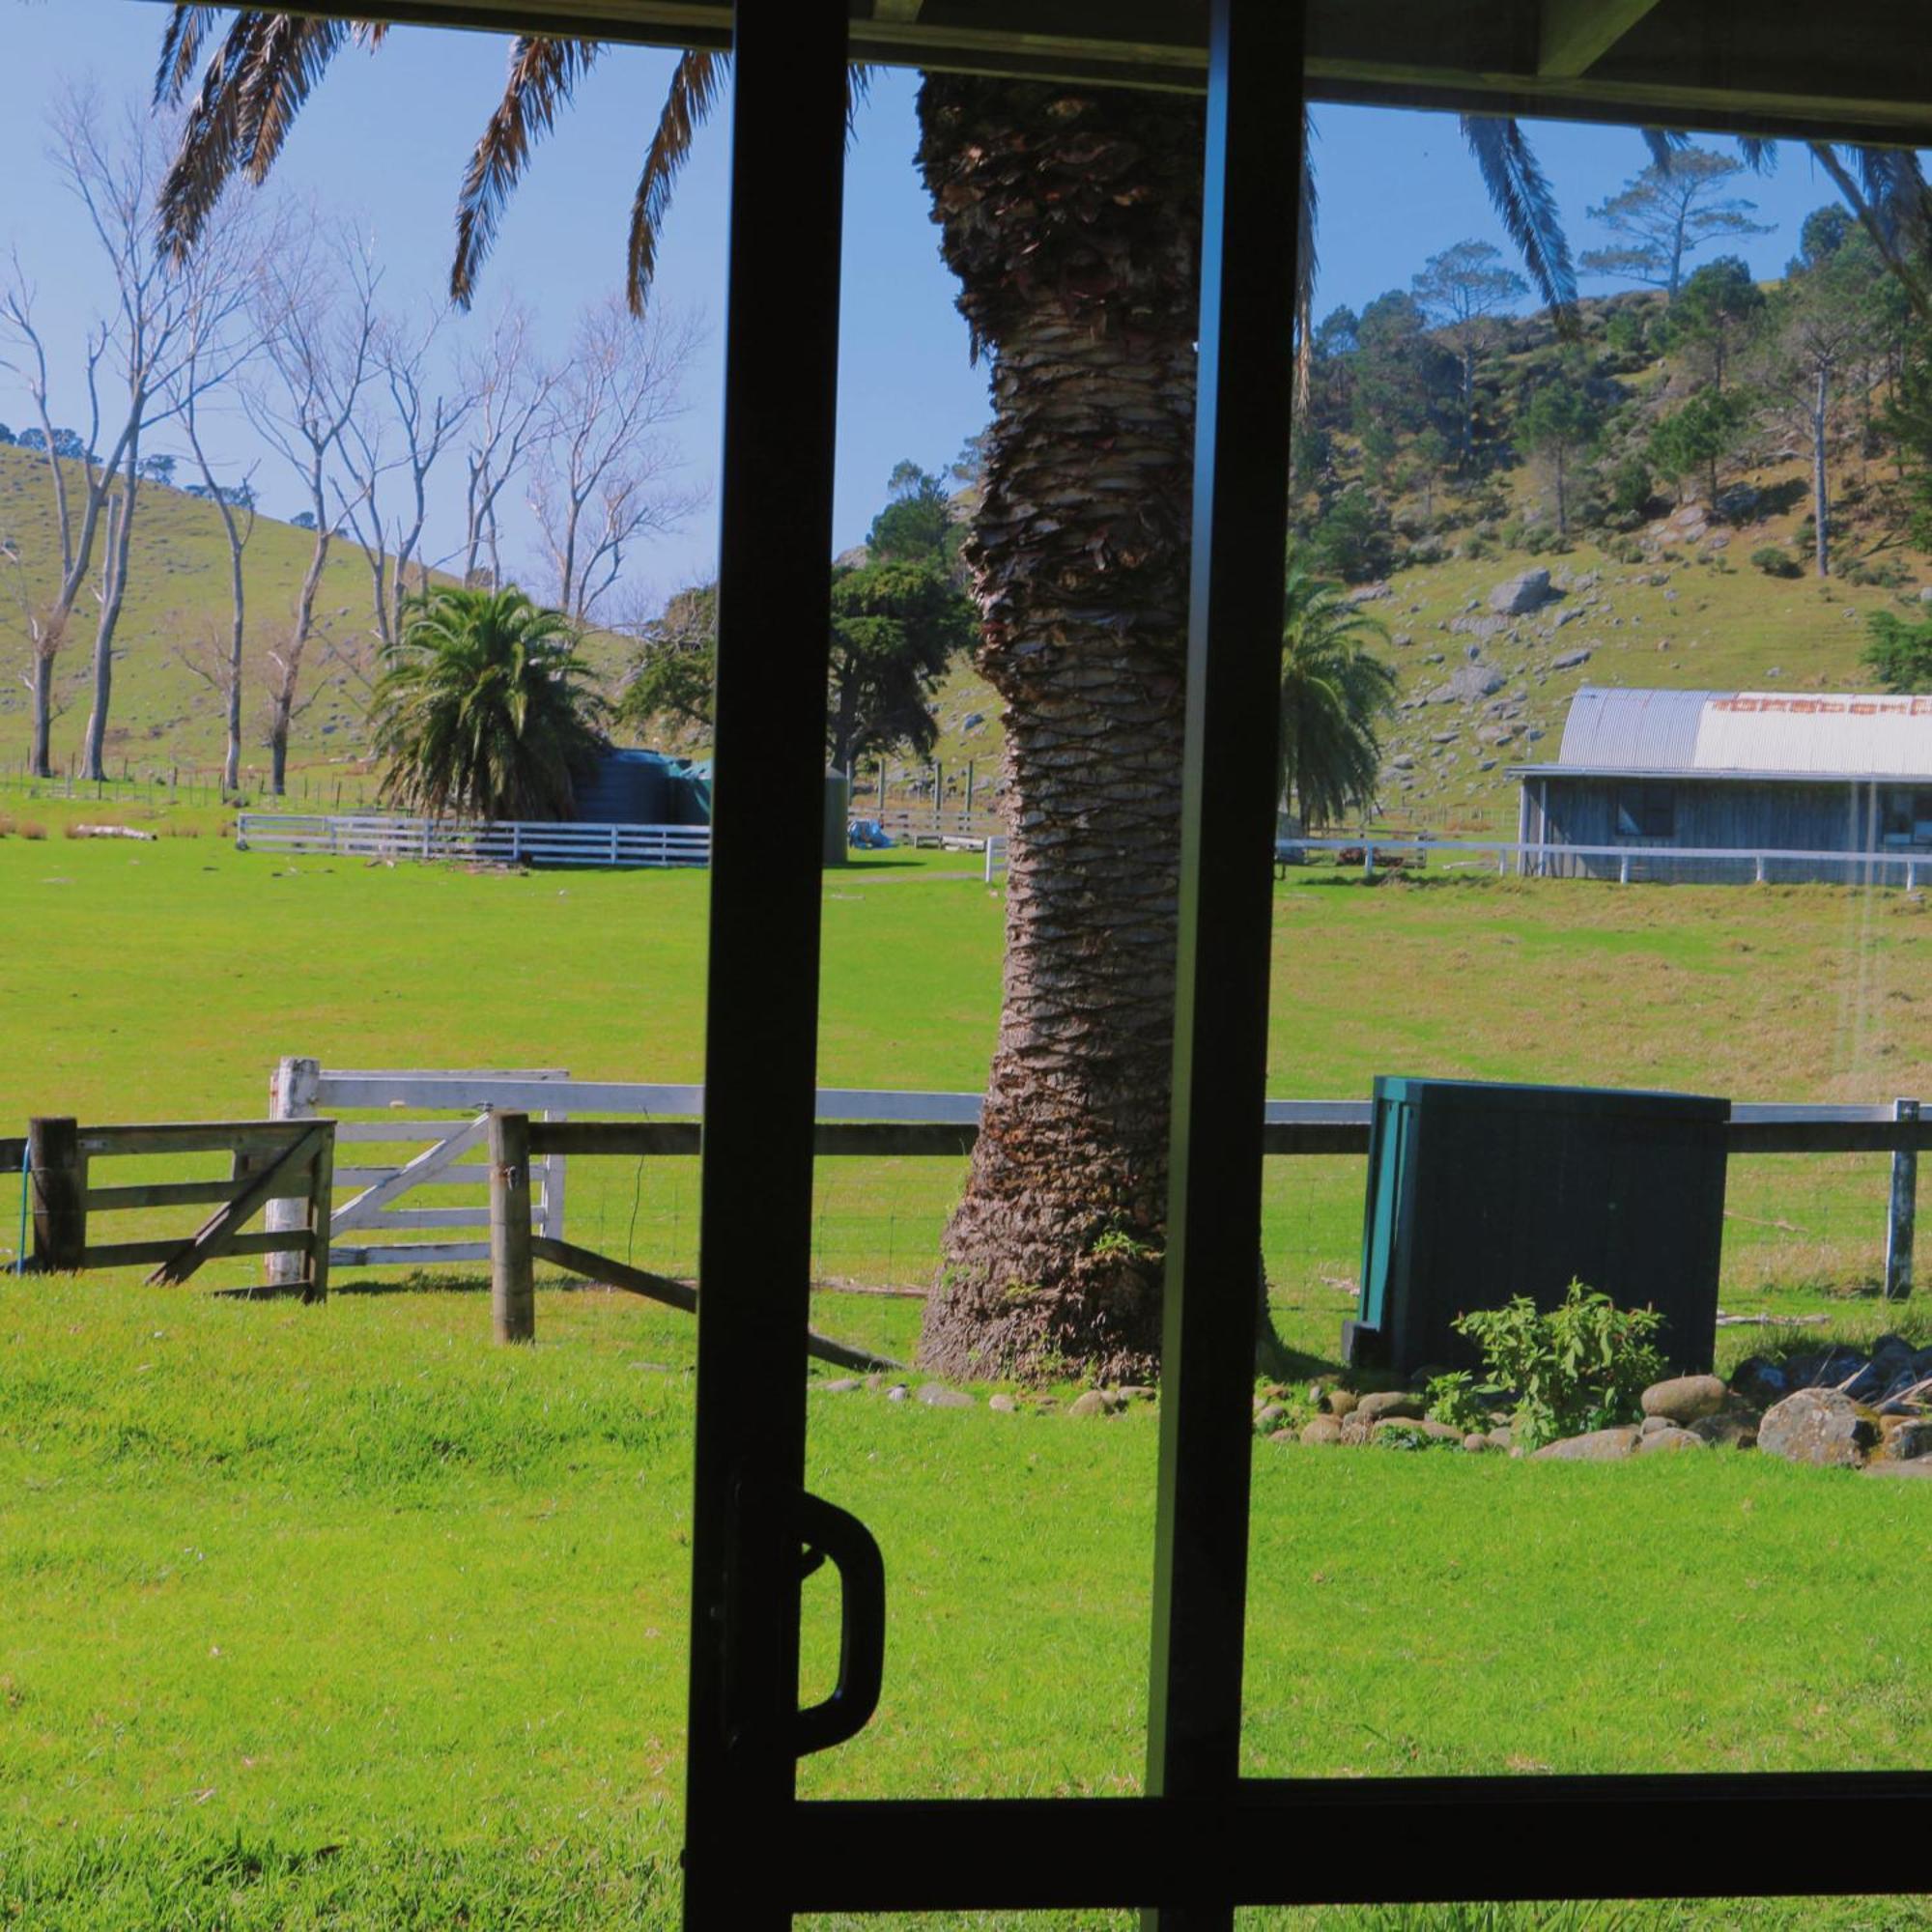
[1537,0,1667,78]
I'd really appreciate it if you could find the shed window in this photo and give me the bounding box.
[1616,784,1675,839]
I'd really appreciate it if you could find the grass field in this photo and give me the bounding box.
[2,831,1930,1928]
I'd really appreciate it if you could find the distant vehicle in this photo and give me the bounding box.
[848,818,895,849]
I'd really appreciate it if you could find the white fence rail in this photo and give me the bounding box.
[984,835,1009,883]
[263,1063,1920,1293]
[237,812,711,868]
[1280,836,1929,887]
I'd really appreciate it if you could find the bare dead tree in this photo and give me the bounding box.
[244,220,379,794]
[527,295,703,625]
[334,302,473,646]
[460,300,557,591]
[32,89,260,781]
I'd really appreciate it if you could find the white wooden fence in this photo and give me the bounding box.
[1280,836,1930,887]
[237,812,711,868]
[260,1062,1918,1297]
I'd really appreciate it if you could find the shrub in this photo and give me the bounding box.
[1425,1370,1497,1435]
[16,821,46,840]
[1453,1279,1665,1452]
[1750,546,1802,580]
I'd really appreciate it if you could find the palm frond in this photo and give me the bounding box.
[1639,127,1690,172]
[1460,115,1577,324]
[1736,136,1778,174]
[155,4,224,106]
[158,12,386,256]
[453,36,604,310]
[626,49,724,317]
[1854,144,1932,254]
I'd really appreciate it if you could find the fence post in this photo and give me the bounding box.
[1363,841,1375,880]
[489,1109,536,1343]
[303,1123,334,1304]
[26,1117,85,1272]
[1886,1097,1918,1301]
[540,1102,567,1244]
[268,1058,321,1289]
[1754,854,1768,885]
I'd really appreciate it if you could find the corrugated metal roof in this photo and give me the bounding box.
[1552,687,1932,780]
[1557,688,1715,768]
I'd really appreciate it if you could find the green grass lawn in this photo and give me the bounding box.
[1,834,1929,1927]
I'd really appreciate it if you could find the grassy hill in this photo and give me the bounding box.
[0,443,631,787]
[8,278,1930,822]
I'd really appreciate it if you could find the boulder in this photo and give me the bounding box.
[1068,1389,1113,1418]
[1489,568,1553,615]
[1729,1357,1789,1406]
[1532,1427,1640,1463]
[918,1382,975,1408]
[1690,1406,1758,1451]
[1550,647,1593,671]
[1425,664,1507,705]
[1324,1388,1361,1418]
[1300,1416,1346,1446]
[1254,1403,1289,1432]
[1634,1425,1708,1455]
[1879,1417,1932,1462]
[1354,1389,1426,1425]
[987,1393,1019,1413]
[1373,1416,1463,1445]
[1758,1388,1876,1468]
[1463,1433,1496,1453]
[1640,1375,1727,1425]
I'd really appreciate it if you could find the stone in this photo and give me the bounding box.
[918,1383,975,1409]
[1879,1418,1932,1462]
[1758,1388,1877,1468]
[1267,1428,1297,1444]
[1486,1426,1514,1451]
[1463,1433,1495,1453]
[1425,664,1507,705]
[1373,1416,1462,1445]
[1254,1403,1289,1432]
[1300,1416,1345,1446]
[885,1382,910,1402]
[1324,1388,1360,1418]
[1489,568,1553,615]
[816,1377,862,1393]
[1728,1357,1787,1406]
[1118,1384,1157,1403]
[1531,1427,1640,1462]
[1690,1408,1757,1450]
[1068,1390,1112,1418]
[1639,1414,1674,1435]
[1550,647,1593,670]
[1353,1390,1425,1425]
[987,1393,1019,1413]
[1340,1415,1373,1446]
[1640,1374,1727,1425]
[1634,1425,1708,1455]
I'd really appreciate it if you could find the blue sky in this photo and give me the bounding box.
[0,1,1913,611]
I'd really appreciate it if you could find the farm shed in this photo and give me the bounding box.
[1512,686,1932,881]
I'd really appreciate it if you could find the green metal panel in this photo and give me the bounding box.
[1352,1076,1729,1378]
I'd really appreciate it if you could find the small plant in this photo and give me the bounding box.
[1750,546,1802,579]
[1454,1279,1665,1453]
[16,821,46,840]
[1425,1370,1498,1435]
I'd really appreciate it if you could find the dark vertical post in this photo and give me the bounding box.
[1886,1097,1918,1301]
[27,1117,86,1272]
[489,1110,534,1343]
[303,1122,333,1305]
[682,4,847,1926]
[1145,2,1302,1928]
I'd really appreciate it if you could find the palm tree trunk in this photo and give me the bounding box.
[913,75,1204,1384]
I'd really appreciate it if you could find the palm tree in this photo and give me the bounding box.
[1277,558,1398,833]
[148,10,1932,1378]
[370,583,606,821]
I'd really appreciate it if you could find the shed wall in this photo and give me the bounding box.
[1529,777,1911,883]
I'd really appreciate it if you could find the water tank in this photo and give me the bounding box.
[1351,1076,1728,1378]
[575,748,672,824]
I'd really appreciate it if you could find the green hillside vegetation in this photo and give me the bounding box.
[0,443,633,786]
